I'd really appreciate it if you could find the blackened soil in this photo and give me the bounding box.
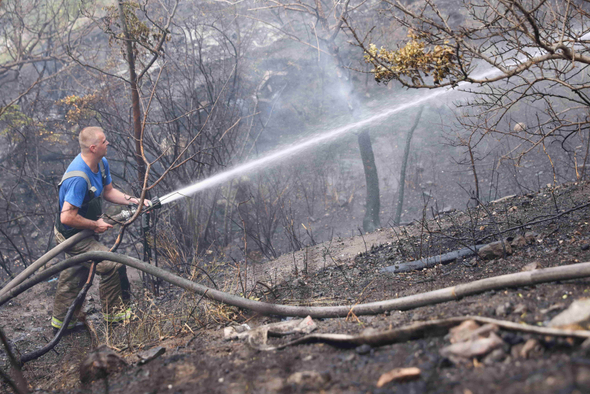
[4,182,590,393]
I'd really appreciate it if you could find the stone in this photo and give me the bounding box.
[137,346,166,365]
[440,332,504,359]
[448,320,480,343]
[483,348,506,365]
[80,346,127,384]
[514,304,527,314]
[478,241,512,260]
[510,343,524,359]
[511,235,527,248]
[287,371,330,388]
[223,324,251,341]
[355,344,372,355]
[520,339,543,359]
[524,232,538,244]
[548,299,590,329]
[261,377,285,392]
[496,302,513,317]
[521,262,540,271]
[448,322,498,344]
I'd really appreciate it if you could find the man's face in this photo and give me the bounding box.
[93,132,109,158]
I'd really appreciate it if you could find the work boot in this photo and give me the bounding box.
[52,320,86,336]
[103,307,135,325]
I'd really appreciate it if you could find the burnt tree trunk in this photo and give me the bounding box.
[358,129,380,232]
[394,106,424,225]
[117,0,146,183]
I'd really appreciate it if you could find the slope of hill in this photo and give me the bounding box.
[3,181,590,393]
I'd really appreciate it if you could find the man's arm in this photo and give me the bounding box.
[60,201,112,234]
[102,183,150,207]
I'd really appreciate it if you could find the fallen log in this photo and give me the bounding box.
[382,245,485,273]
[250,315,590,351]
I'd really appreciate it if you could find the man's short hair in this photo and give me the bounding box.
[79,127,104,151]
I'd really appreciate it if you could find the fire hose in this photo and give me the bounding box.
[4,250,590,320]
[0,197,162,364]
[4,195,590,362]
[4,249,590,363]
[0,197,162,299]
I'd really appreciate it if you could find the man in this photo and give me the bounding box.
[52,126,148,331]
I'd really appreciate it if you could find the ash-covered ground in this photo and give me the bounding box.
[3,181,590,393]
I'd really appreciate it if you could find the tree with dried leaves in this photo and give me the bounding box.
[350,0,590,192]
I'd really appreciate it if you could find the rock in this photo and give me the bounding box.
[292,278,306,287]
[355,344,372,355]
[524,232,538,244]
[225,317,317,346]
[448,320,480,343]
[511,235,527,248]
[260,377,285,392]
[483,348,506,365]
[582,243,590,251]
[510,343,524,359]
[521,262,540,271]
[376,367,421,387]
[287,371,330,388]
[514,123,526,132]
[223,324,251,341]
[31,231,39,239]
[514,304,527,314]
[520,339,543,359]
[496,302,513,317]
[441,206,454,214]
[137,346,166,365]
[448,321,498,344]
[80,346,127,384]
[548,299,590,329]
[478,241,512,260]
[440,332,504,360]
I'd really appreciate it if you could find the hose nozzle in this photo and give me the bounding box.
[149,196,162,211]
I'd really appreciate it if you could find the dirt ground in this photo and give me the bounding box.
[3,181,590,393]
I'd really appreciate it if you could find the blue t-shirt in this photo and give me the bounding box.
[59,154,113,222]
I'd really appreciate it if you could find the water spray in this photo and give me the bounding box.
[156,65,509,206]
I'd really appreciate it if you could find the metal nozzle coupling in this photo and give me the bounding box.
[149,196,162,211]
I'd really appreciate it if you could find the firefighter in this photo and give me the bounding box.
[52,126,148,331]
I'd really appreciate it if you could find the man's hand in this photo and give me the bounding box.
[94,218,113,234]
[102,184,151,208]
[61,202,114,234]
[131,197,151,208]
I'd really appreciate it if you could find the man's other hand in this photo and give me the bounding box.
[95,218,113,234]
[130,197,151,208]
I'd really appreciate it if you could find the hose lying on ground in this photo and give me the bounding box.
[3,251,590,318]
[0,210,134,298]
[20,263,98,364]
[0,230,93,298]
